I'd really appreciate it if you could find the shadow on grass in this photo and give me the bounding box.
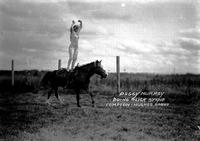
[0,92,56,139]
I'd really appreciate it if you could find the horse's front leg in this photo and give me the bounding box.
[88,91,95,107]
[75,89,81,107]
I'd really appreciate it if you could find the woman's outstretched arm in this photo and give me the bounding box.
[78,20,83,31]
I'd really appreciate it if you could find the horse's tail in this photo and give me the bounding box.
[40,71,52,88]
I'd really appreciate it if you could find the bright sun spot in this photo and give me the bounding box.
[121,3,126,8]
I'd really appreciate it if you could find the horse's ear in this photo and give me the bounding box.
[94,61,97,67]
[100,60,102,63]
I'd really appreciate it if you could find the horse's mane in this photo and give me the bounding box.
[75,61,95,71]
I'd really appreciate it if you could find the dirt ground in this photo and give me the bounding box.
[0,90,200,141]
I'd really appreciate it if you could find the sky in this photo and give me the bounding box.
[0,0,200,73]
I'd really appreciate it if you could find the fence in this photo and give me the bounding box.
[10,57,121,94]
[116,56,120,95]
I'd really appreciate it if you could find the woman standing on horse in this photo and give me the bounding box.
[67,20,83,71]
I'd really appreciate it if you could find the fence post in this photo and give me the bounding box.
[116,56,120,95]
[11,59,14,86]
[58,59,61,70]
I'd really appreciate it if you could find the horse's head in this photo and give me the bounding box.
[93,60,107,79]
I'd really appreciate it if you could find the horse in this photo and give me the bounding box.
[41,60,107,107]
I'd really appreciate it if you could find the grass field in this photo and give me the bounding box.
[0,70,200,141]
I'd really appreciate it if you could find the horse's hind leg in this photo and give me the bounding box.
[46,88,53,104]
[55,87,64,104]
[48,89,53,99]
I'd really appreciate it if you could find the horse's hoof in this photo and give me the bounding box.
[45,100,50,105]
[59,99,64,104]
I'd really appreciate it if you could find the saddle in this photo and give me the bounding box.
[70,66,80,79]
[65,66,80,88]
[56,68,68,77]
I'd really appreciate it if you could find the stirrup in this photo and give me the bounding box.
[65,81,71,88]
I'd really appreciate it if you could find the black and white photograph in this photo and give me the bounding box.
[0,0,200,140]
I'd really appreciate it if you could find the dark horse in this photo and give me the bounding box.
[41,60,107,107]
